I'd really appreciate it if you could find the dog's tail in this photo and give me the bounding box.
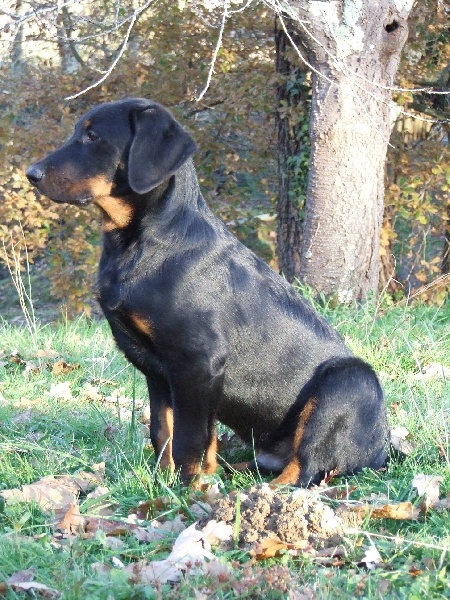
[271,357,389,487]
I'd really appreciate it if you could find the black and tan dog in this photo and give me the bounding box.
[26,98,389,486]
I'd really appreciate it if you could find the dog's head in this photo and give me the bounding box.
[26,98,197,208]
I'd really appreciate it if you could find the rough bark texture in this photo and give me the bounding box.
[274,20,303,281]
[283,0,413,300]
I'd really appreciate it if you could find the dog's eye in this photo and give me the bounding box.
[87,130,99,142]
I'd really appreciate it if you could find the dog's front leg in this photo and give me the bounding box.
[146,374,175,472]
[170,378,221,484]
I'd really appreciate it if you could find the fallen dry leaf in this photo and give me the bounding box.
[111,556,126,568]
[52,360,80,375]
[188,482,222,519]
[9,581,61,598]
[250,535,309,560]
[4,569,60,598]
[319,486,358,500]
[83,486,115,516]
[81,383,104,402]
[409,565,424,577]
[7,568,36,584]
[360,542,382,570]
[54,502,86,534]
[128,559,181,585]
[72,464,105,492]
[189,500,212,520]
[412,473,443,510]
[0,466,106,512]
[101,536,127,551]
[84,516,140,537]
[132,514,187,543]
[24,360,40,374]
[48,381,73,400]
[36,348,59,358]
[390,426,415,455]
[414,362,450,380]
[0,475,79,510]
[431,493,450,510]
[202,519,234,545]
[340,501,420,520]
[126,520,233,584]
[313,545,347,567]
[85,485,110,500]
[131,495,173,520]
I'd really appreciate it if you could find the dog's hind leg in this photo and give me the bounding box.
[271,358,389,487]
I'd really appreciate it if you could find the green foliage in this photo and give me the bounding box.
[281,67,311,214]
[0,2,276,314]
[383,0,450,297]
[0,0,449,313]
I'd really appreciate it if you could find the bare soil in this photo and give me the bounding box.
[208,484,344,548]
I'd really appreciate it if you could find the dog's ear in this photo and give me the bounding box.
[128,104,197,194]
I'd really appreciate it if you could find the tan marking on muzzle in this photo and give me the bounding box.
[85,176,133,231]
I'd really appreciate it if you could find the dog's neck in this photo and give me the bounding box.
[100,159,210,246]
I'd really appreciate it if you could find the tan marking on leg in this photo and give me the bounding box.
[271,396,318,485]
[201,428,218,475]
[157,406,175,472]
[129,314,154,339]
[271,458,301,485]
[179,427,218,486]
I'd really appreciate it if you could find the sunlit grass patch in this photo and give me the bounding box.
[0,296,449,598]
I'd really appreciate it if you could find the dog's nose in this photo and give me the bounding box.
[26,165,44,186]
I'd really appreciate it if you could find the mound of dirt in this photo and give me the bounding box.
[209,484,344,548]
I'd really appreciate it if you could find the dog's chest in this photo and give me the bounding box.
[97,246,139,311]
[97,273,160,374]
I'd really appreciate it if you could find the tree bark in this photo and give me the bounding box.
[274,20,307,281]
[10,0,24,75]
[280,0,412,300]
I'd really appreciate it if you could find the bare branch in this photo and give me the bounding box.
[196,0,230,102]
[65,9,138,100]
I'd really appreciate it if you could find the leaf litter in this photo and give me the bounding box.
[1,434,450,594]
[0,463,106,511]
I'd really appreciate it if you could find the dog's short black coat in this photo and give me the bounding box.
[26,98,389,486]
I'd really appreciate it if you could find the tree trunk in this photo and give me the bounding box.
[10,0,24,75]
[56,8,85,73]
[274,20,305,281]
[281,0,412,300]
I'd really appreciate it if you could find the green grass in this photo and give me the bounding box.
[0,292,450,598]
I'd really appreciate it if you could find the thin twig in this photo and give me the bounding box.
[196,0,230,102]
[65,10,137,100]
[407,273,450,301]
